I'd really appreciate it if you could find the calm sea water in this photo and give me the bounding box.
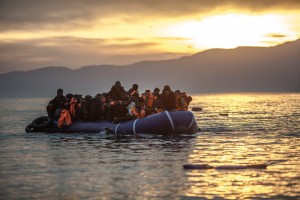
[0,93,299,199]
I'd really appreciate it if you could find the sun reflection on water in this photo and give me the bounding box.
[183,93,300,199]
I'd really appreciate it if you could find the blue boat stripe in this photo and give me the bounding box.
[165,111,175,131]
[115,123,120,134]
[133,119,139,134]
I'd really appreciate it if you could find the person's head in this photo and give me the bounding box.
[145,89,150,94]
[175,90,181,95]
[114,81,122,91]
[115,81,121,87]
[85,95,93,101]
[66,93,73,101]
[154,88,160,93]
[96,93,102,99]
[163,85,171,94]
[102,92,108,98]
[132,84,138,90]
[57,88,63,96]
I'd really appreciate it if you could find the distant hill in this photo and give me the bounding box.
[0,39,299,97]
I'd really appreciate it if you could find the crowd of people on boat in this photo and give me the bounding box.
[46,81,192,128]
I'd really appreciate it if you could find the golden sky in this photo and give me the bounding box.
[0,0,300,73]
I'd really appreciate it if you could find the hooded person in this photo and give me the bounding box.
[107,81,130,121]
[160,85,177,111]
[108,81,126,101]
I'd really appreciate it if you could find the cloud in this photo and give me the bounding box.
[1,0,300,32]
[0,37,187,73]
[1,0,299,73]
[266,33,288,38]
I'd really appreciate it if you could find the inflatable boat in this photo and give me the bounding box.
[26,111,199,134]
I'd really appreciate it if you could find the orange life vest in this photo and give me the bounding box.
[176,94,188,111]
[146,93,158,108]
[58,109,72,128]
[69,98,77,117]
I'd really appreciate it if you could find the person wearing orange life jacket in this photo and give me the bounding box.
[175,90,189,111]
[181,91,192,106]
[69,97,78,120]
[58,99,72,128]
[145,89,157,115]
[127,101,146,119]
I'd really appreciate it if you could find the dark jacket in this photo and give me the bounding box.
[160,90,177,111]
[47,95,66,118]
[108,85,126,101]
[128,88,140,99]
[79,97,93,121]
[90,98,103,120]
[49,95,66,109]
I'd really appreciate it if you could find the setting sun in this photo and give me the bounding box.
[163,14,298,49]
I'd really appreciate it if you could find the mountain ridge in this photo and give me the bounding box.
[1,39,299,97]
[1,39,299,75]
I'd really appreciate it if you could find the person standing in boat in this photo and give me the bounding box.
[106,81,126,121]
[47,88,66,119]
[108,81,126,101]
[160,85,177,111]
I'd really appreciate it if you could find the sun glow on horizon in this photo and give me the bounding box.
[0,13,298,52]
[163,14,298,49]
